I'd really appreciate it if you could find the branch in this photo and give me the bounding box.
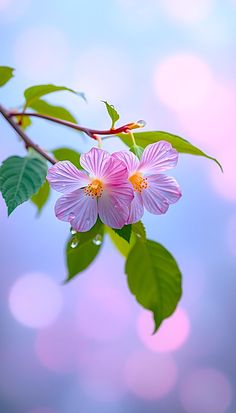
[8,110,142,139]
[0,104,56,165]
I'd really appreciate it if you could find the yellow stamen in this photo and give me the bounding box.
[84,179,103,198]
[129,173,148,193]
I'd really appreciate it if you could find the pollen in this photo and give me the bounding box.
[129,173,148,193]
[84,179,103,198]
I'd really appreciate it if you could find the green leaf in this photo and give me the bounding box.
[66,220,104,281]
[0,66,14,87]
[106,221,146,257]
[102,101,120,129]
[24,84,85,110]
[119,131,222,171]
[125,239,182,332]
[130,144,144,160]
[31,180,50,214]
[132,221,146,241]
[113,224,132,243]
[29,99,78,124]
[14,115,32,130]
[0,155,48,215]
[52,147,81,169]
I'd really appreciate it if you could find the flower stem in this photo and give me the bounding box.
[8,111,143,139]
[0,104,56,165]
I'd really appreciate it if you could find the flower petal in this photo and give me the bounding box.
[127,192,144,224]
[139,141,179,174]
[55,189,98,232]
[98,183,134,228]
[112,150,139,176]
[142,174,182,215]
[80,147,111,178]
[47,161,90,193]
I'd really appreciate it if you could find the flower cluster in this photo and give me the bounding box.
[47,141,182,232]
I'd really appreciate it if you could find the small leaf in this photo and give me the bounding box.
[113,224,132,243]
[31,180,50,214]
[29,99,78,124]
[0,155,48,215]
[66,220,104,281]
[102,101,120,129]
[125,239,182,332]
[0,66,14,87]
[52,147,81,169]
[24,84,85,110]
[106,221,146,257]
[132,221,146,241]
[119,131,222,171]
[14,115,32,130]
[130,145,144,160]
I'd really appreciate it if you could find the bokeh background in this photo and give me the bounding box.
[0,1,236,412]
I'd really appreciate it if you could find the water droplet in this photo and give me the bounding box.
[136,233,141,238]
[136,120,146,128]
[92,234,103,246]
[71,237,79,248]
[114,204,119,209]
[70,227,77,235]
[68,213,75,220]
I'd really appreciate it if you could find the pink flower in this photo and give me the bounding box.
[47,147,134,232]
[113,141,182,224]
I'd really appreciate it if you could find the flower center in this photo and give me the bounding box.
[84,179,103,198]
[129,173,148,193]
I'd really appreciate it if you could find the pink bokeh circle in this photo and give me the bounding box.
[124,350,177,399]
[8,272,63,328]
[180,368,232,413]
[154,53,213,111]
[137,307,190,352]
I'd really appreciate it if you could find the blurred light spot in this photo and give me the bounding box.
[0,0,31,22]
[14,26,70,82]
[209,148,236,202]
[9,272,63,328]
[226,213,236,257]
[73,47,132,102]
[154,54,213,111]
[0,0,10,11]
[159,0,214,23]
[79,348,127,402]
[75,281,132,341]
[124,350,177,399]
[178,82,236,154]
[35,321,83,373]
[137,307,190,352]
[180,368,232,413]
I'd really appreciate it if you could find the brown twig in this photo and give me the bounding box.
[8,110,142,138]
[0,104,56,165]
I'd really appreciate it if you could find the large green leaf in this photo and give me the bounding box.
[29,99,78,124]
[52,147,81,169]
[24,84,85,110]
[119,131,222,171]
[0,66,14,87]
[66,220,104,281]
[31,180,50,214]
[125,239,182,332]
[0,155,48,215]
[102,101,120,129]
